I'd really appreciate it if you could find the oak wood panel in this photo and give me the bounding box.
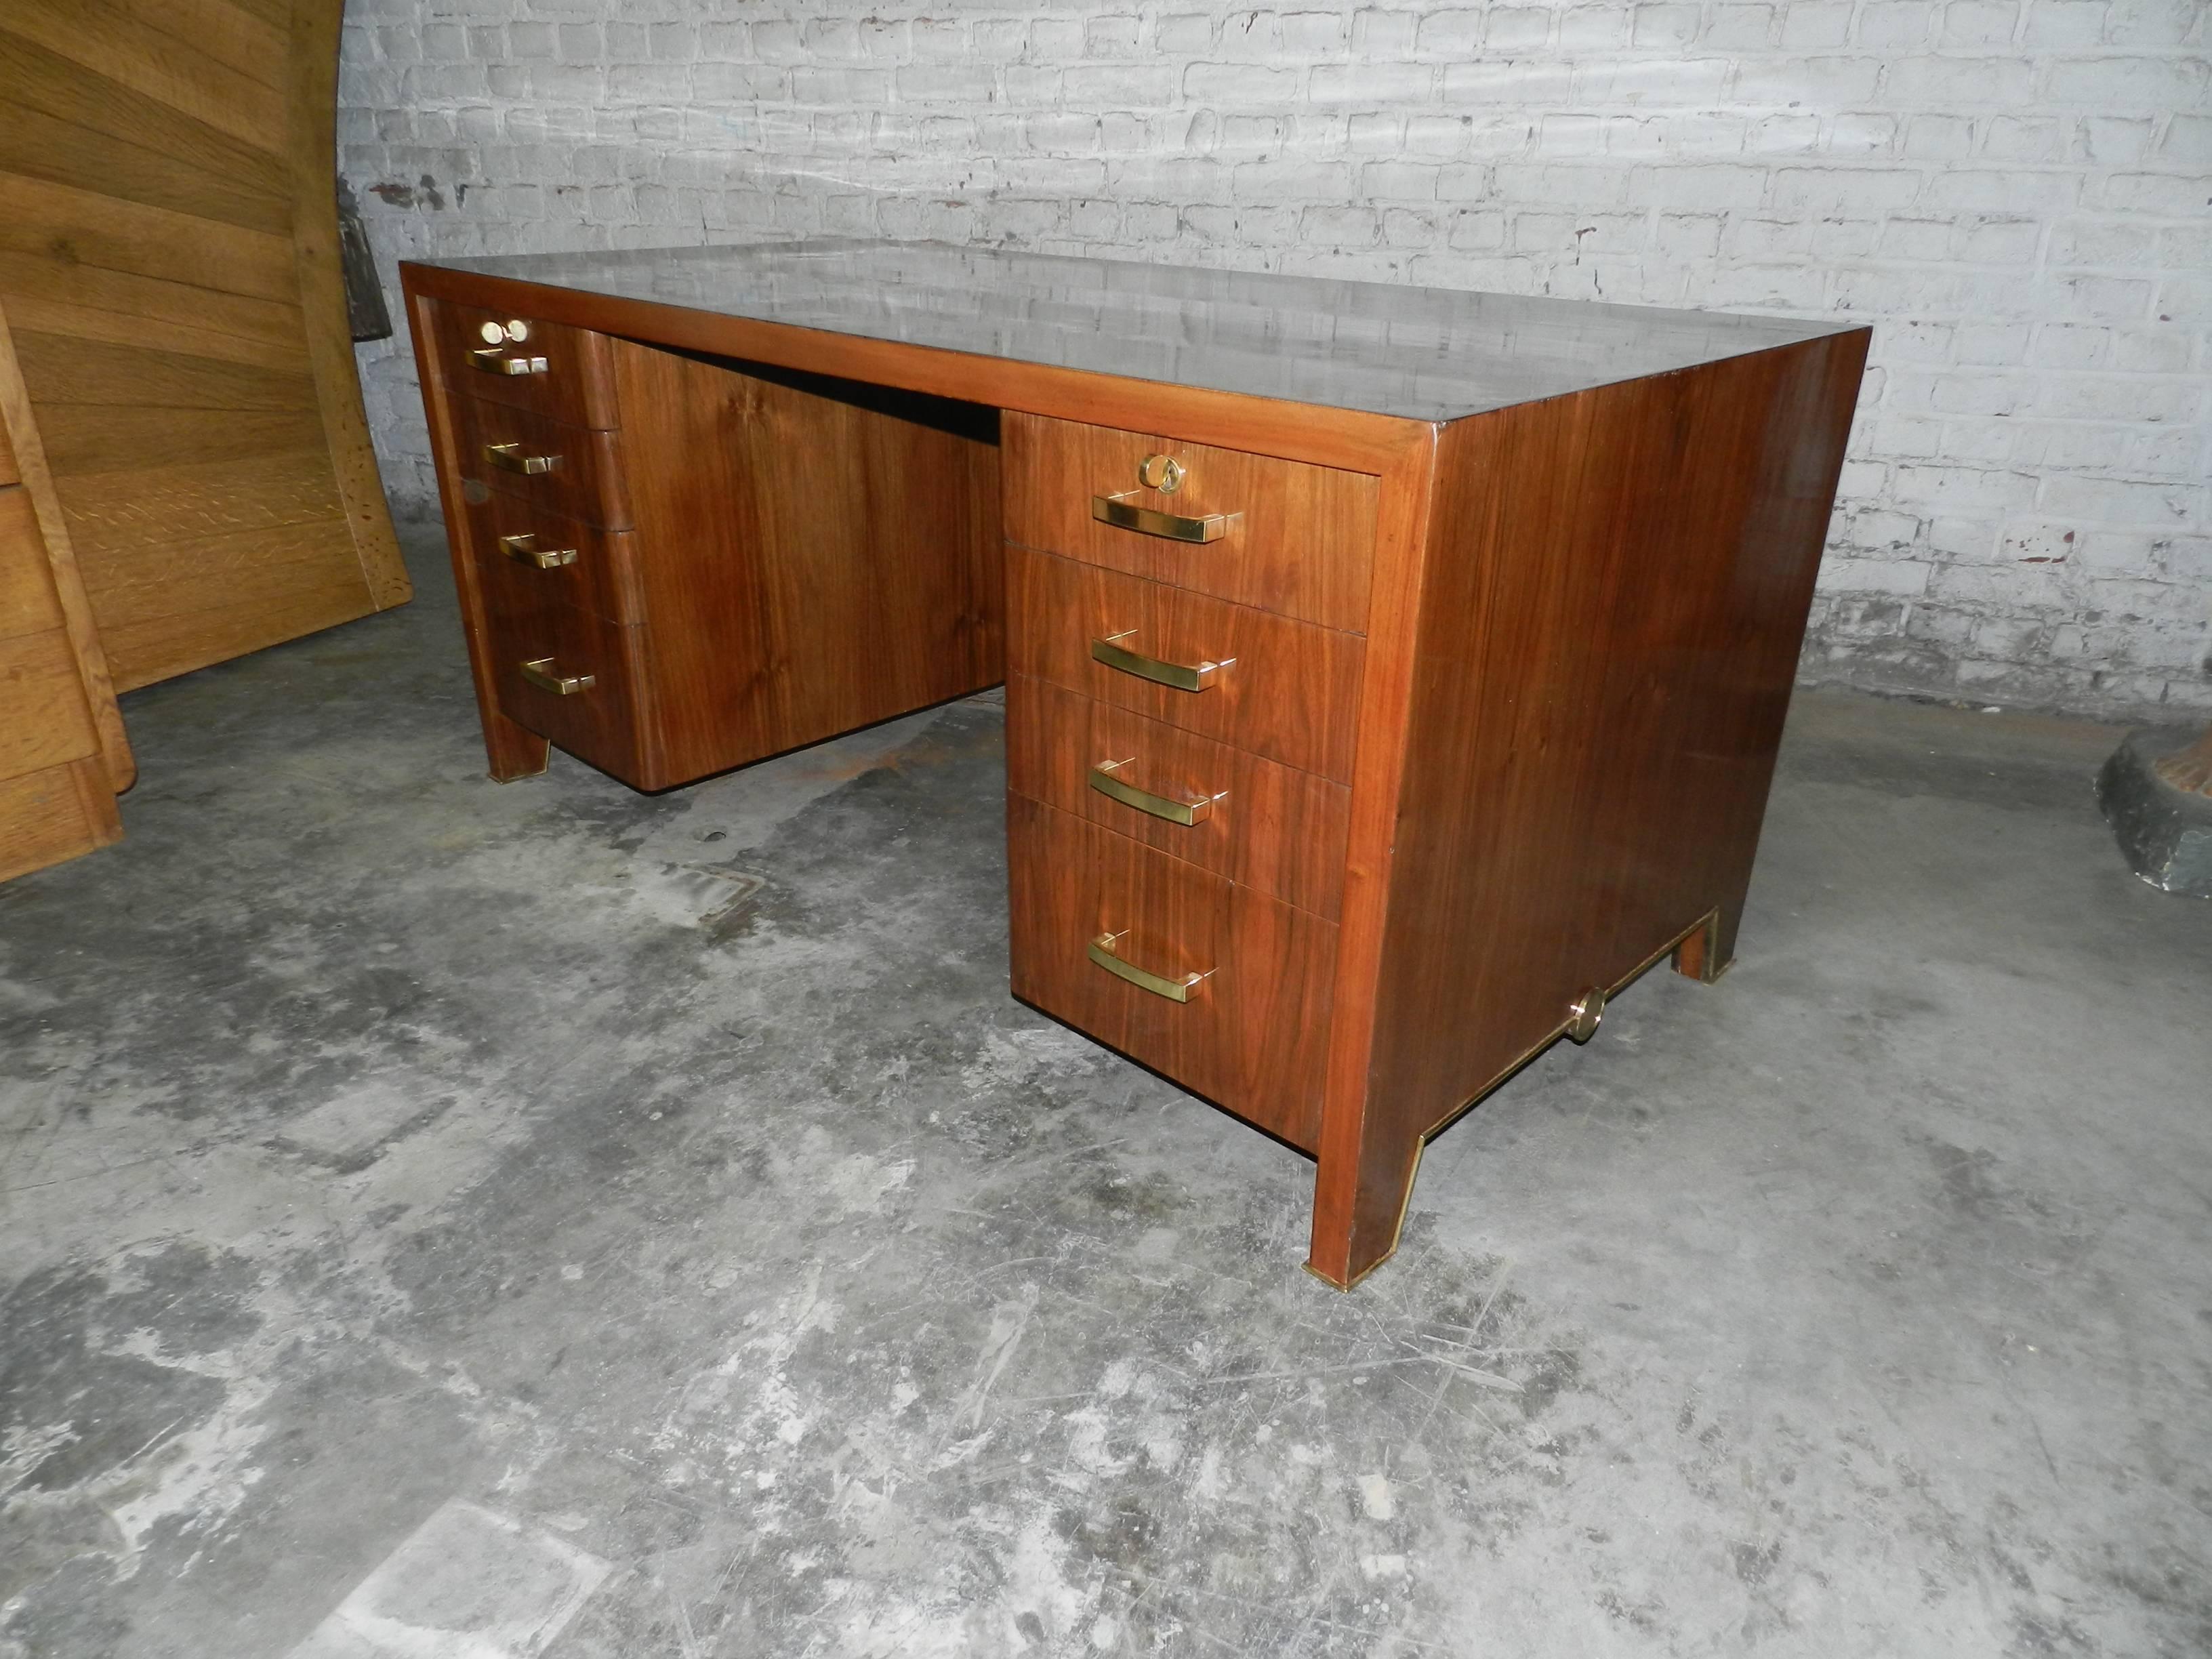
[0,629,101,778]
[463,490,642,628]
[1002,412,1379,632]
[15,331,320,413]
[0,35,291,233]
[53,452,345,559]
[402,265,1427,477]
[0,757,120,883]
[0,298,129,792]
[36,403,329,478]
[0,284,300,374]
[609,338,1003,788]
[426,297,621,429]
[451,393,633,533]
[0,0,408,690]
[1008,545,1366,784]
[0,172,298,306]
[1337,333,1870,1277]
[0,491,66,639]
[70,518,388,681]
[0,416,14,486]
[476,569,653,785]
[5,0,291,150]
[1005,673,1351,922]
[1008,792,1337,1153]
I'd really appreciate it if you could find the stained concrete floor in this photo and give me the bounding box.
[3,529,2209,1659]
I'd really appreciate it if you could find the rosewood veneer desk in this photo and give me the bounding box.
[400,241,1868,1288]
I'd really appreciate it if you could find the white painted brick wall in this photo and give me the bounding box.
[338,0,2212,718]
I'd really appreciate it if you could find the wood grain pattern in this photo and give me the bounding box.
[474,553,653,785]
[0,0,408,691]
[0,491,66,639]
[1008,544,1366,784]
[462,491,642,628]
[1008,792,1337,1153]
[1005,672,1351,921]
[1322,331,1871,1284]
[1002,412,1378,632]
[452,394,634,533]
[0,756,120,883]
[0,298,129,794]
[0,628,101,777]
[606,337,1002,789]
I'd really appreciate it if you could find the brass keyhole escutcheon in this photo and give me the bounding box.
[1137,453,1185,494]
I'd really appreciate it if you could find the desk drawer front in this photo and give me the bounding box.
[478,577,650,783]
[1003,413,1377,632]
[430,299,619,429]
[1008,793,1334,1151]
[1006,674,1350,921]
[1008,546,1363,784]
[464,490,642,626]
[455,397,633,532]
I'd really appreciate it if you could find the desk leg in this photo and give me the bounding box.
[482,710,551,781]
[1670,905,1737,984]
[1307,1121,1425,1290]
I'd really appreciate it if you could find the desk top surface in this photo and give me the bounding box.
[417,239,1861,424]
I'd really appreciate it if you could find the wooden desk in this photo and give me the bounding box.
[401,242,1868,1288]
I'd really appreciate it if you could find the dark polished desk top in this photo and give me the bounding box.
[417,240,1860,426]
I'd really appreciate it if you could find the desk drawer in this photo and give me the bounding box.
[1008,546,1363,784]
[1003,413,1377,632]
[455,396,633,532]
[1008,793,1334,1152]
[464,489,642,626]
[1006,674,1350,922]
[428,298,619,429]
[478,577,652,784]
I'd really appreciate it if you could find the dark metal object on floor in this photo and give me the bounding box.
[2096,726,2212,897]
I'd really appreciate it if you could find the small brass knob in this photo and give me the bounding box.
[504,319,531,342]
[478,320,506,344]
[1136,453,1185,494]
[1565,987,1606,1044]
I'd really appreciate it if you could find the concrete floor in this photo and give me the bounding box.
[3,530,2209,1659]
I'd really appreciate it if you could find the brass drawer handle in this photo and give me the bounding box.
[1090,631,1230,693]
[1089,930,1210,1003]
[499,533,577,569]
[1090,759,1214,826]
[1092,492,1236,544]
[518,657,595,695]
[484,442,558,476]
[470,348,549,376]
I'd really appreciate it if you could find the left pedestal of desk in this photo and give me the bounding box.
[0,299,132,884]
[408,282,1004,793]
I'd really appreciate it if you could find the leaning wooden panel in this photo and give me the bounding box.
[0,0,407,693]
[0,295,129,793]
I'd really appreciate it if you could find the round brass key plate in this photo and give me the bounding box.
[1136,453,1185,493]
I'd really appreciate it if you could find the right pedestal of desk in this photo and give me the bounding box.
[1000,328,1870,1288]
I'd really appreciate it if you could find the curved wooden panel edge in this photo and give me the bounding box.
[0,294,132,792]
[289,0,408,611]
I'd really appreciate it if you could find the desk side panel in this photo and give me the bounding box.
[1361,331,1869,1235]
